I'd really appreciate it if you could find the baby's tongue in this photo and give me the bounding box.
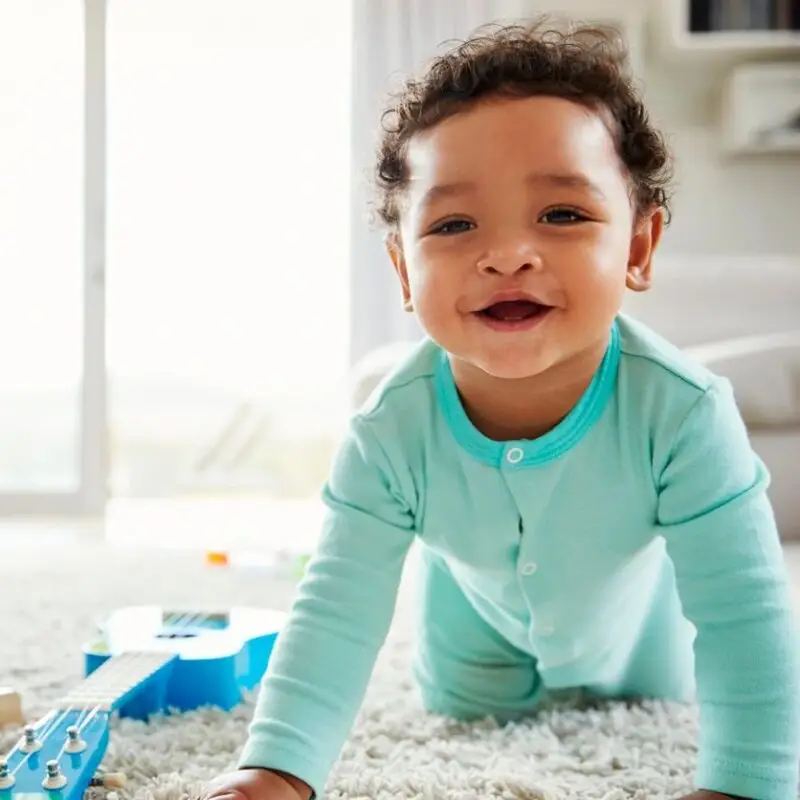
[484,300,541,321]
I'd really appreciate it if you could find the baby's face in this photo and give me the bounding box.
[390,95,657,380]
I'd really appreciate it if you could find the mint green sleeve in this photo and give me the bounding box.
[657,378,800,800]
[237,415,417,797]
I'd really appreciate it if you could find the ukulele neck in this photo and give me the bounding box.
[55,651,177,712]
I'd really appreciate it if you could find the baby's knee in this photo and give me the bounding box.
[412,654,543,723]
[416,676,486,721]
[417,680,540,724]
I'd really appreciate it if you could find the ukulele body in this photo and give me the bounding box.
[82,605,285,720]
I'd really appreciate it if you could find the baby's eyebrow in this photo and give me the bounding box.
[416,172,607,210]
[525,171,607,201]
[418,181,476,209]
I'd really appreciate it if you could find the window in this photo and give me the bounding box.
[106,1,352,504]
[0,1,83,492]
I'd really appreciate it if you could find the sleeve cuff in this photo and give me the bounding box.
[238,739,327,800]
[696,756,799,800]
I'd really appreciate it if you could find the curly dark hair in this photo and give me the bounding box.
[373,17,673,228]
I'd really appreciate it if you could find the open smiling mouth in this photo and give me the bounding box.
[474,299,553,331]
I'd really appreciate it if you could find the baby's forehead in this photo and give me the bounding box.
[405,96,623,193]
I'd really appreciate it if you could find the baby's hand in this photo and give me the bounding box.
[201,767,312,800]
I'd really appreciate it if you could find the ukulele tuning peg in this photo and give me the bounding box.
[42,759,67,791]
[0,758,15,789]
[64,724,86,753]
[20,724,41,753]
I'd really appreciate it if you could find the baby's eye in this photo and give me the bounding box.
[540,208,587,224]
[431,219,475,235]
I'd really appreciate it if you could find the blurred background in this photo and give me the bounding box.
[0,0,798,556]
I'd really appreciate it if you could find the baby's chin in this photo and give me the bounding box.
[474,359,553,381]
[427,326,562,381]
[460,347,559,381]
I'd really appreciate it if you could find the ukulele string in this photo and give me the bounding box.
[75,699,96,729]
[60,704,101,760]
[73,647,184,737]
[75,650,157,734]
[9,707,74,776]
[72,649,145,729]
[166,610,212,631]
[1,708,57,762]
[69,651,161,759]
[1,711,51,763]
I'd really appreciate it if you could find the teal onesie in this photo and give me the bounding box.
[239,314,800,800]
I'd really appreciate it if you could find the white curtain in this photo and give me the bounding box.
[348,0,522,366]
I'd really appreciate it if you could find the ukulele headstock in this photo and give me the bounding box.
[0,709,110,800]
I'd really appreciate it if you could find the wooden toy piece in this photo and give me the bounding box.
[90,771,128,789]
[0,686,23,726]
[101,772,127,789]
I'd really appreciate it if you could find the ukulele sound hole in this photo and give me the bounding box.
[157,630,199,639]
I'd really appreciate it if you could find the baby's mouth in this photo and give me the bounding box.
[476,299,551,322]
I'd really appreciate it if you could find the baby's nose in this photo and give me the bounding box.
[476,241,543,275]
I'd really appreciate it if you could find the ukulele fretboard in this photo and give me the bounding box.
[56,651,177,711]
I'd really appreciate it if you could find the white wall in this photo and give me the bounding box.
[636,47,800,256]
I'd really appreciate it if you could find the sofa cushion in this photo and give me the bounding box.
[687,333,800,430]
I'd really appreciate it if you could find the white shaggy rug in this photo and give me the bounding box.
[0,542,708,799]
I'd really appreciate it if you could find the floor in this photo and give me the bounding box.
[0,533,727,800]
[2,504,799,800]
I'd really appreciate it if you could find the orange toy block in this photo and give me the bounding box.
[205,551,230,566]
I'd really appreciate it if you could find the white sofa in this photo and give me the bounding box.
[625,255,800,540]
[351,256,800,540]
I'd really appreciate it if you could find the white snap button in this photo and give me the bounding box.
[506,447,524,464]
[521,563,538,576]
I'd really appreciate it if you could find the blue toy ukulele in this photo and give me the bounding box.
[0,606,285,800]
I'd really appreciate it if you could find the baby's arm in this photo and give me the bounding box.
[237,415,417,797]
[657,378,800,800]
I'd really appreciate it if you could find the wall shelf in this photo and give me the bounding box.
[721,62,800,155]
[654,0,800,59]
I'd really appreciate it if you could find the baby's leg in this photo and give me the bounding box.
[587,558,696,703]
[412,547,544,722]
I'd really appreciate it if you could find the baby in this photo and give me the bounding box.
[203,18,799,800]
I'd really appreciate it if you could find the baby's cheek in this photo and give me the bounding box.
[564,271,627,332]
[409,273,448,323]
[575,259,627,299]
[412,263,450,301]
[418,284,470,352]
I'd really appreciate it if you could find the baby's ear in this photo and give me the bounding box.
[385,232,413,311]
[626,207,664,292]
[626,264,651,292]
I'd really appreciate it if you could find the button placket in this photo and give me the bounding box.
[505,446,524,465]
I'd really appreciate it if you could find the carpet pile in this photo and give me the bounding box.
[0,543,704,799]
